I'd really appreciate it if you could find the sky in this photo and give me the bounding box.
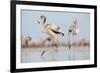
[21,9,90,42]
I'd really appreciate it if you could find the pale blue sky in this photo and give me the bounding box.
[21,10,90,42]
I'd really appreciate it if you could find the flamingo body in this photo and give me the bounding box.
[38,15,64,56]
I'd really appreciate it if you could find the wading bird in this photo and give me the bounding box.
[21,36,32,48]
[38,15,64,56]
[68,17,79,49]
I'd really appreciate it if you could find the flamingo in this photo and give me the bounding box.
[21,36,32,48]
[38,15,64,56]
[68,17,79,49]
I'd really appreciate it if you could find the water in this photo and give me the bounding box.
[21,47,90,63]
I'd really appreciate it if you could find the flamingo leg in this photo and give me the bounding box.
[51,43,58,61]
[41,50,45,56]
[69,35,71,50]
[41,37,51,56]
[68,31,72,60]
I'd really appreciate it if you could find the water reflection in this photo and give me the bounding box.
[21,47,90,63]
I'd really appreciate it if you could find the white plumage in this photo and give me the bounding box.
[38,15,64,56]
[68,17,79,49]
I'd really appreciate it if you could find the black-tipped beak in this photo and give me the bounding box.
[69,29,72,32]
[62,33,64,36]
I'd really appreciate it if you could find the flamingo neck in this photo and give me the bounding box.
[41,24,47,32]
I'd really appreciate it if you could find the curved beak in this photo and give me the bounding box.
[58,30,64,36]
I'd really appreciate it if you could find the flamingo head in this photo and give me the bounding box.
[73,16,77,25]
[38,15,46,25]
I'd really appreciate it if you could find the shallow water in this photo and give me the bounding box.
[21,47,90,63]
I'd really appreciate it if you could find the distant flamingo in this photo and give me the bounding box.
[38,15,64,56]
[26,36,32,47]
[21,36,32,47]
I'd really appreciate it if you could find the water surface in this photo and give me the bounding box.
[21,47,90,63]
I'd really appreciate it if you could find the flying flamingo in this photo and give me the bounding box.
[38,15,64,56]
[68,17,79,49]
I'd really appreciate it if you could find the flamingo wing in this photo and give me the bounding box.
[45,24,64,36]
[46,24,60,31]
